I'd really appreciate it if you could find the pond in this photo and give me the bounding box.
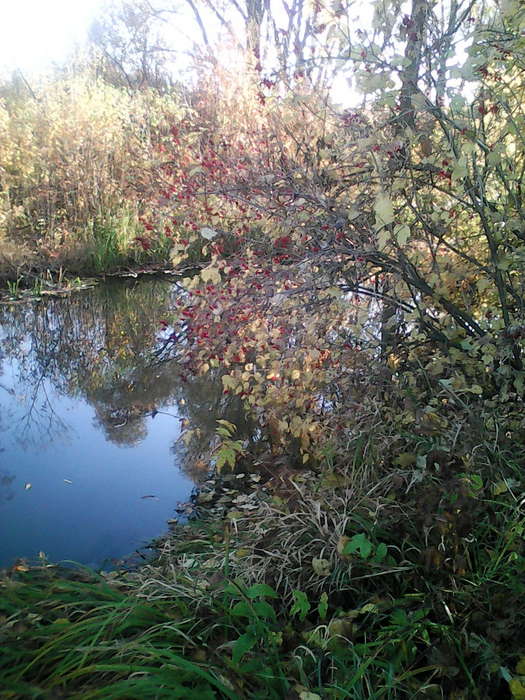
[0,278,229,570]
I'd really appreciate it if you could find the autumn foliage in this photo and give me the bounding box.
[148,32,525,463]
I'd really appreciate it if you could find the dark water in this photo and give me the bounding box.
[0,278,226,569]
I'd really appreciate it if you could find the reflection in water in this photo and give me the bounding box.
[0,278,238,568]
[0,470,15,505]
[0,280,181,449]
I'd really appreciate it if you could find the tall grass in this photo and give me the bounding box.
[0,72,183,276]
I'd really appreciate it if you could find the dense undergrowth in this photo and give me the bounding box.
[0,71,182,282]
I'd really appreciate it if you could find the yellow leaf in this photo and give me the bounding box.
[492,480,509,496]
[222,375,237,390]
[312,558,331,576]
[291,369,301,380]
[201,265,221,285]
[377,228,390,250]
[337,536,350,556]
[374,192,394,228]
[394,223,410,246]
[509,678,525,700]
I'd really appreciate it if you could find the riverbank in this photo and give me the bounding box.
[2,427,525,698]
[0,262,181,303]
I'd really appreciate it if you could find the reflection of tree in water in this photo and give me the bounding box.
[0,469,16,505]
[0,279,251,472]
[88,359,183,447]
[0,280,182,448]
[171,369,256,483]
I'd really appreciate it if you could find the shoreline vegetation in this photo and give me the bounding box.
[2,424,525,698]
[2,0,525,696]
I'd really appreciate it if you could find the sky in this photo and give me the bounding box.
[0,0,105,74]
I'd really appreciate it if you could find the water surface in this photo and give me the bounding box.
[0,279,210,569]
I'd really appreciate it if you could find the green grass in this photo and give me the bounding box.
[88,211,145,273]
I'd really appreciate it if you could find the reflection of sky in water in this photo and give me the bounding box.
[0,283,195,569]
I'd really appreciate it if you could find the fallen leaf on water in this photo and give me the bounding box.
[24,483,32,490]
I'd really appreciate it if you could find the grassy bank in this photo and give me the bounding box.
[2,421,525,699]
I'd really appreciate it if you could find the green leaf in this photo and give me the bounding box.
[451,155,468,181]
[377,227,390,250]
[216,446,237,471]
[245,583,279,599]
[200,226,218,240]
[291,590,311,621]
[231,601,252,617]
[217,419,237,433]
[373,542,388,562]
[468,473,483,491]
[343,532,373,559]
[390,608,409,626]
[232,633,257,664]
[252,600,276,620]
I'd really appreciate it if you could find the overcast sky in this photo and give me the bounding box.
[0,0,105,73]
